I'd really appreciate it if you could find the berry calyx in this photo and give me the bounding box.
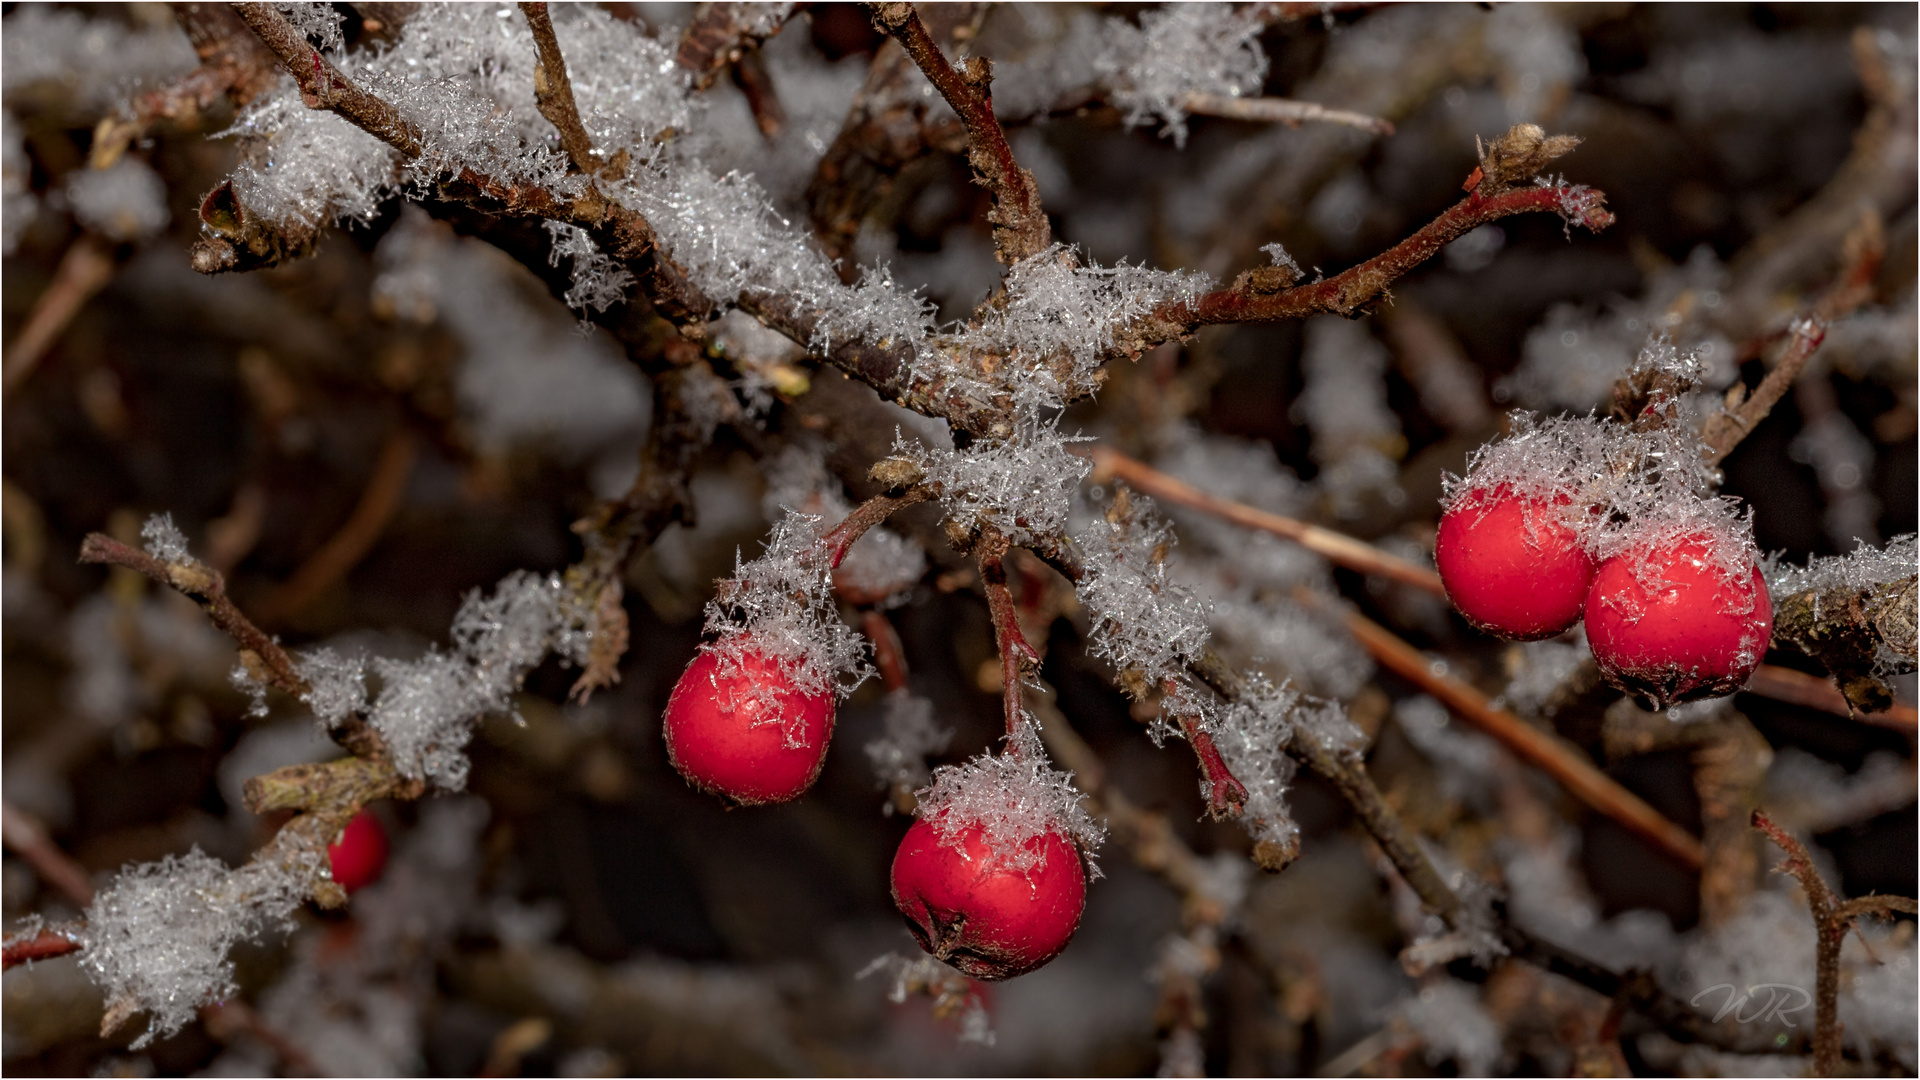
[890,816,1086,981]
[327,810,388,894]
[1436,485,1596,640]
[1584,533,1773,708]
[664,646,836,805]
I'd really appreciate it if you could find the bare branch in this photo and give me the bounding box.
[2,800,96,907]
[1745,664,1918,733]
[868,2,1050,264]
[1180,92,1394,135]
[2,237,117,392]
[232,2,424,156]
[1701,319,1827,466]
[519,2,599,175]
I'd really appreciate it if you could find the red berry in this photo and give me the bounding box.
[327,810,388,894]
[1584,534,1773,707]
[663,647,835,805]
[890,817,1086,981]
[1436,486,1596,640]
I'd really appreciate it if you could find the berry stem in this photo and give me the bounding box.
[861,609,911,693]
[978,533,1040,747]
[1169,693,1249,819]
[818,486,934,571]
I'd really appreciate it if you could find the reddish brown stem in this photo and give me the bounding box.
[869,2,1050,264]
[1344,607,1706,871]
[862,609,911,692]
[1,800,95,907]
[2,926,84,971]
[979,540,1040,743]
[819,487,933,570]
[1744,664,1917,733]
[1702,318,1827,466]
[1174,698,1248,820]
[1087,445,1444,594]
[1156,183,1612,330]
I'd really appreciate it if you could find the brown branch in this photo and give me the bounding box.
[1701,318,1827,466]
[232,3,424,155]
[86,3,281,169]
[79,533,310,699]
[1343,606,1705,871]
[1180,92,1394,135]
[1744,664,1917,734]
[869,2,1050,265]
[254,426,418,625]
[1086,445,1445,594]
[1152,180,1612,333]
[2,236,118,393]
[519,3,599,175]
[1770,569,1918,716]
[1753,810,1918,1077]
[676,2,792,91]
[1,800,96,907]
[1,925,84,971]
[978,533,1039,742]
[731,46,786,138]
[820,487,935,570]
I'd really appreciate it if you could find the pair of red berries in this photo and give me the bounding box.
[663,645,1087,979]
[1436,485,1773,705]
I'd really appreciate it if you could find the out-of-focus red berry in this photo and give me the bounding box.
[664,647,835,805]
[1436,486,1597,640]
[1585,534,1773,707]
[890,817,1085,981]
[328,810,388,894]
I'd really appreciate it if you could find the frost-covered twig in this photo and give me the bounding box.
[1179,91,1394,135]
[1087,444,1444,593]
[519,2,599,175]
[0,234,115,392]
[88,3,281,170]
[1,924,84,970]
[869,2,1050,265]
[1340,606,1706,871]
[254,426,417,625]
[1752,810,1919,1077]
[1767,535,1919,715]
[232,2,423,157]
[819,486,935,571]
[1701,318,1827,466]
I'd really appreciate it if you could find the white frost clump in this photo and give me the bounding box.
[915,720,1104,876]
[274,2,345,52]
[81,842,324,1048]
[1396,981,1502,1076]
[1766,534,1917,601]
[701,511,873,723]
[1073,490,1212,728]
[1094,3,1268,146]
[66,158,170,242]
[865,691,952,802]
[294,646,371,728]
[139,512,191,564]
[1208,675,1300,859]
[898,421,1091,549]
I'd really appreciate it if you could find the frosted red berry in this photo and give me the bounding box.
[890,816,1086,981]
[327,810,389,894]
[1436,486,1596,640]
[1584,534,1773,708]
[664,646,835,805]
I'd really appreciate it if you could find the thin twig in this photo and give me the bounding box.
[1086,445,1445,593]
[1744,664,1918,733]
[1752,810,1919,1077]
[1,925,84,971]
[2,236,118,392]
[1341,607,1706,871]
[978,533,1039,743]
[78,533,310,699]
[1701,318,1827,466]
[819,486,935,570]
[869,2,1050,264]
[862,610,911,693]
[519,3,599,175]
[675,2,794,91]
[231,3,424,156]
[255,427,418,625]
[1,800,96,907]
[1180,92,1394,135]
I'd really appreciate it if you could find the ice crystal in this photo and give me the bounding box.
[294,647,370,728]
[80,841,323,1048]
[915,720,1103,876]
[1766,533,1917,602]
[275,2,344,52]
[1094,3,1268,146]
[1208,675,1300,858]
[1073,490,1212,723]
[139,513,190,564]
[898,420,1091,549]
[701,511,873,724]
[865,691,952,803]
[760,444,926,604]
[66,158,169,243]
[545,220,636,315]
[857,952,995,1046]
[1294,318,1404,519]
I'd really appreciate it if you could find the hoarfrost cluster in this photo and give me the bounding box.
[864,691,953,802]
[914,720,1104,876]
